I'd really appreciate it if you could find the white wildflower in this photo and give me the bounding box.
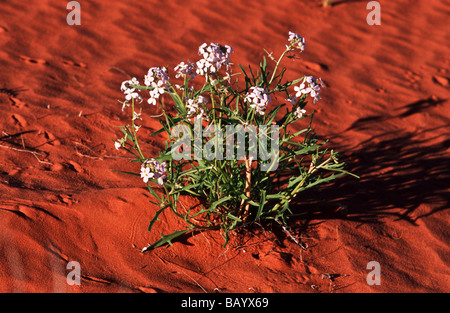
[294,107,306,119]
[294,76,324,103]
[140,166,153,184]
[120,77,142,110]
[186,95,206,119]
[145,67,169,105]
[244,86,271,115]
[196,43,233,78]
[132,110,142,121]
[174,61,196,79]
[288,31,306,53]
[141,159,167,185]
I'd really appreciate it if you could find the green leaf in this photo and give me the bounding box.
[290,76,306,85]
[147,204,169,232]
[169,93,186,114]
[170,183,201,196]
[216,116,240,125]
[248,65,256,85]
[266,104,284,125]
[141,229,191,251]
[305,172,346,189]
[259,56,268,86]
[156,152,173,163]
[287,175,305,189]
[150,127,166,136]
[275,67,287,87]
[110,169,140,176]
[255,190,266,221]
[120,126,134,141]
[238,64,250,89]
[120,145,139,158]
[221,226,230,248]
[266,193,285,200]
[210,195,233,212]
[239,194,260,207]
[146,182,162,202]
[275,201,291,220]
[225,212,242,222]
[285,128,309,141]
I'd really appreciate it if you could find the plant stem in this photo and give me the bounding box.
[268,48,290,86]
[238,157,252,220]
[267,156,330,216]
[131,99,145,160]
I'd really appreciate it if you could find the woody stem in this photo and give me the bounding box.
[239,158,252,219]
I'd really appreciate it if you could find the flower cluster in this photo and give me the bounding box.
[244,86,272,115]
[294,76,324,103]
[145,67,169,105]
[120,77,142,110]
[186,95,207,119]
[140,159,167,185]
[287,31,306,53]
[174,61,196,79]
[196,43,233,78]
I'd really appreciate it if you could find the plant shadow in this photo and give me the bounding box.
[289,104,450,228]
[326,0,368,6]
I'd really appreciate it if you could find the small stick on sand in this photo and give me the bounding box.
[0,144,52,165]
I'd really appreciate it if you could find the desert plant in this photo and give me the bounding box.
[114,32,357,251]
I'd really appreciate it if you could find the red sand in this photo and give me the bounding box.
[0,0,449,293]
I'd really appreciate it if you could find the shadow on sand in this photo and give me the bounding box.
[290,99,450,228]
